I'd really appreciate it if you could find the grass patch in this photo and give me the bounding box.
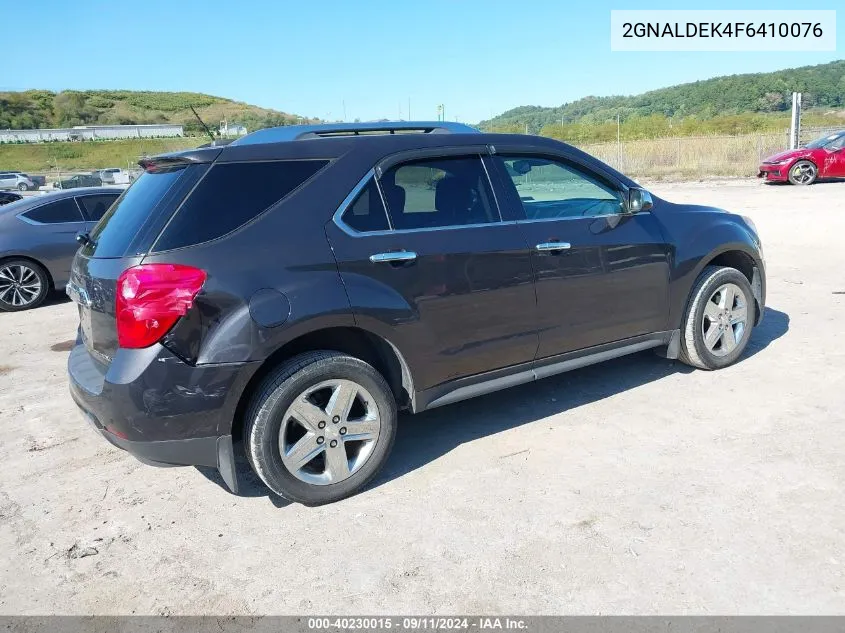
[0,137,207,173]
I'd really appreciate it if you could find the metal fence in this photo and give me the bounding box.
[573,127,842,179]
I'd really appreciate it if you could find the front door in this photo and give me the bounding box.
[822,135,845,177]
[326,154,538,392]
[488,152,671,359]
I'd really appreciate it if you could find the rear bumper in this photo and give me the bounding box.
[68,337,257,492]
[758,164,789,182]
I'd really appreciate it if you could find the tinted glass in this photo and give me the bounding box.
[828,134,845,150]
[382,155,498,230]
[495,155,623,219]
[341,179,390,232]
[154,159,328,251]
[22,198,83,224]
[77,194,119,221]
[88,166,187,258]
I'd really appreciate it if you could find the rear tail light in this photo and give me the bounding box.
[116,264,206,349]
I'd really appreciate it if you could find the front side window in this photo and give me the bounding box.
[495,155,624,220]
[381,155,499,230]
[21,198,84,224]
[827,134,845,150]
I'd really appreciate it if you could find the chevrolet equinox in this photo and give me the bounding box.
[67,122,766,504]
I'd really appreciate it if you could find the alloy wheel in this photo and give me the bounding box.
[791,162,816,184]
[279,379,381,485]
[0,264,43,308]
[701,283,748,357]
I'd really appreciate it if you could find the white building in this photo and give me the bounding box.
[219,122,248,137]
[0,124,184,143]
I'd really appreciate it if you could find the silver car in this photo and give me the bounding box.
[0,187,124,310]
[0,172,36,191]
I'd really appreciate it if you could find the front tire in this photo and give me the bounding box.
[679,266,755,370]
[0,259,50,311]
[244,351,397,505]
[788,160,817,185]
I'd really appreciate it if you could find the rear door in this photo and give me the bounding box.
[326,152,538,392]
[488,151,670,358]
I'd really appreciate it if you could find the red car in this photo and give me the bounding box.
[758,130,845,185]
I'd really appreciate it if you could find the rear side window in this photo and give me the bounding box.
[87,166,188,258]
[76,194,119,221]
[153,159,329,251]
[21,199,83,224]
[341,180,390,232]
[381,155,499,230]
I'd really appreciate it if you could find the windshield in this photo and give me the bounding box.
[805,132,845,149]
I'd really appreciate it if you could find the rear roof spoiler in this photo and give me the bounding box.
[231,121,480,146]
[138,147,223,170]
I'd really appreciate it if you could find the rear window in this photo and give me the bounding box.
[153,159,329,251]
[86,166,192,258]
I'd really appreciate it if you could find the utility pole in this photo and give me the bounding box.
[408,97,411,121]
[789,92,802,149]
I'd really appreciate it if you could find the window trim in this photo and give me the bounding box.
[16,197,86,225]
[489,150,633,223]
[334,153,508,236]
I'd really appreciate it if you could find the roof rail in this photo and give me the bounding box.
[231,121,479,146]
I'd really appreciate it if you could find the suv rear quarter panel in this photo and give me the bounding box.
[146,152,379,367]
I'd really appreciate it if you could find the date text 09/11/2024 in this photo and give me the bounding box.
[307,617,528,630]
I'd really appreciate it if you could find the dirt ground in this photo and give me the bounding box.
[1,178,844,615]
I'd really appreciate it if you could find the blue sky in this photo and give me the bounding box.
[3,0,842,123]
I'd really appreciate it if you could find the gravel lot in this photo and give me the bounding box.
[1,178,844,615]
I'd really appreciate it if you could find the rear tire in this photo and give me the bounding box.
[0,259,50,311]
[244,351,397,505]
[679,266,755,370]
[788,160,817,185]
[17,182,28,191]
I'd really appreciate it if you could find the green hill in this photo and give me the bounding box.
[481,60,845,141]
[0,90,316,134]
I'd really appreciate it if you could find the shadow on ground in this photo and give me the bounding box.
[200,307,789,504]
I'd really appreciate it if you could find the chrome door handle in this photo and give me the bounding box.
[369,251,417,264]
[535,242,571,252]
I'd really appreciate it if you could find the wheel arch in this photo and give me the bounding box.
[691,246,764,326]
[230,325,415,442]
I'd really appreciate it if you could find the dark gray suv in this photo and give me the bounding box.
[67,122,765,505]
[0,188,123,310]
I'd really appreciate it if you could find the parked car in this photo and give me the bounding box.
[94,168,131,184]
[0,172,37,191]
[758,130,845,184]
[0,171,45,189]
[54,173,103,189]
[66,121,766,505]
[0,187,123,310]
[0,191,22,206]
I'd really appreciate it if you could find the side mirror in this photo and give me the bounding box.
[628,188,654,214]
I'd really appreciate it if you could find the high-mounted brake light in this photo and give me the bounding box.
[116,264,206,349]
